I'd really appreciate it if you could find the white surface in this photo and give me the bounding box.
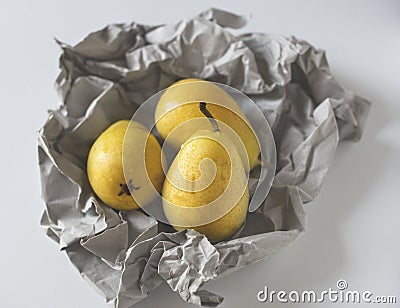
[1,0,399,307]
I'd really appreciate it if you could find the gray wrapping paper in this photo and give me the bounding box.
[38,8,370,307]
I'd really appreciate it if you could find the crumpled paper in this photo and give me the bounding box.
[38,8,371,307]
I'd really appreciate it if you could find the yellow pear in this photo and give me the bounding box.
[87,120,164,210]
[155,78,260,170]
[162,103,249,243]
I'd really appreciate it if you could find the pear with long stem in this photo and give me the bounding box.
[162,102,249,243]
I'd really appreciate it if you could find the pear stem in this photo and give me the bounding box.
[199,102,220,132]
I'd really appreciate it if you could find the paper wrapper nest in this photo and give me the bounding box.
[38,8,371,307]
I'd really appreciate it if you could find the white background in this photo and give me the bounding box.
[0,0,399,307]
